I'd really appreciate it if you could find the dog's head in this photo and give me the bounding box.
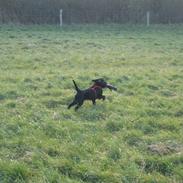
[92,78,107,88]
[92,78,117,91]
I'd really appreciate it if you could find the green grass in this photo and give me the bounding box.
[0,24,183,183]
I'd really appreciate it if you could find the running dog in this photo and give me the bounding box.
[68,78,117,111]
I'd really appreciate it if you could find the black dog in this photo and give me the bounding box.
[68,78,117,111]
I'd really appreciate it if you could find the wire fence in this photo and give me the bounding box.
[0,0,183,24]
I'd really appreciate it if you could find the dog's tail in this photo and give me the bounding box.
[72,80,80,92]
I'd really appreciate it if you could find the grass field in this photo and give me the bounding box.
[0,24,183,183]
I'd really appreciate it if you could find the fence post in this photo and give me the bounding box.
[146,11,150,26]
[60,9,63,27]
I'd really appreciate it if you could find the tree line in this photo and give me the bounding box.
[0,0,183,24]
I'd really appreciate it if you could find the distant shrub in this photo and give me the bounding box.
[1,0,183,24]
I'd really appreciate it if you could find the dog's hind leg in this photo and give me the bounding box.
[75,101,84,111]
[68,100,77,109]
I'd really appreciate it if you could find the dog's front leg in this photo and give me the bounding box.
[92,99,96,105]
[98,95,105,100]
[102,95,105,100]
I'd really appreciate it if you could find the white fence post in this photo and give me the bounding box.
[147,11,150,26]
[60,9,63,27]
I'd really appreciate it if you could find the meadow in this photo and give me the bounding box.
[0,24,183,183]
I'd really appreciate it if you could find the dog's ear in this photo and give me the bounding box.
[92,78,104,82]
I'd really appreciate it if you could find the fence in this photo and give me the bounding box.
[0,0,183,24]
